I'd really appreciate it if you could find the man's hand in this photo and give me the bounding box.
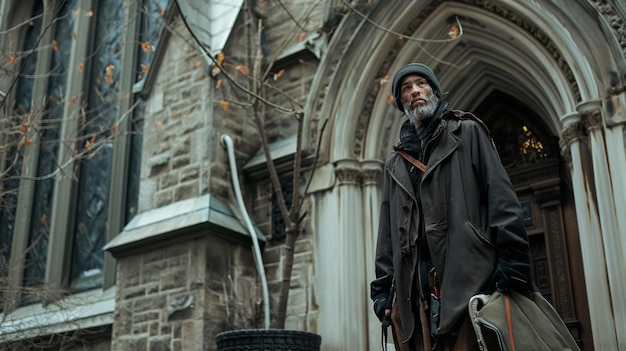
[492,247,531,296]
[373,296,390,322]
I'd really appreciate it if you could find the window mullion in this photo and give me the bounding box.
[46,0,95,290]
[102,0,141,289]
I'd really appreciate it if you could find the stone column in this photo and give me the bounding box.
[333,158,368,351]
[561,114,618,350]
[361,159,384,349]
[579,101,626,348]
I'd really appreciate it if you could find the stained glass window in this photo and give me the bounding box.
[70,0,124,290]
[1,2,43,294]
[24,0,76,290]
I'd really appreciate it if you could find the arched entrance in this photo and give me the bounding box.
[474,91,587,344]
[305,1,626,350]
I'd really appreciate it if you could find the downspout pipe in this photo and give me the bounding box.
[221,134,270,329]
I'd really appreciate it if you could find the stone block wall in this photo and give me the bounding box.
[112,235,259,351]
[131,0,328,341]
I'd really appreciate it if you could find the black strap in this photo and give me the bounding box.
[381,322,388,351]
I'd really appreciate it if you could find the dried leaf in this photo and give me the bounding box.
[215,79,222,89]
[112,123,117,134]
[297,32,307,42]
[141,41,151,53]
[235,65,250,74]
[23,139,31,146]
[20,124,27,133]
[157,5,165,16]
[104,75,113,84]
[379,74,389,87]
[397,36,404,41]
[70,97,77,105]
[72,32,77,40]
[216,52,225,65]
[211,66,221,77]
[184,113,190,120]
[387,93,394,105]
[77,63,84,72]
[259,1,267,9]
[155,120,163,128]
[448,26,459,39]
[273,69,285,81]
[140,64,149,73]
[220,99,229,111]
[41,214,48,224]
[85,10,93,17]
[7,56,17,64]
[194,60,202,68]
[258,53,264,60]
[74,9,79,16]
[51,39,58,52]
[105,64,115,75]
[171,110,177,117]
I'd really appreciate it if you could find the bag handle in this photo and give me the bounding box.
[505,294,516,351]
[397,150,427,173]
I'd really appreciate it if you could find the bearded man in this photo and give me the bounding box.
[370,63,533,350]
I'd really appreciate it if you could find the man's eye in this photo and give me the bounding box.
[402,86,411,92]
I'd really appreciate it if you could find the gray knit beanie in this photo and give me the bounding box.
[391,63,441,112]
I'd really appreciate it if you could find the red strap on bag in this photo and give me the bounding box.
[504,294,516,351]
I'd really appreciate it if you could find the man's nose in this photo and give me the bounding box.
[410,84,422,96]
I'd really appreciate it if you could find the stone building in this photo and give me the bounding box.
[1,0,625,350]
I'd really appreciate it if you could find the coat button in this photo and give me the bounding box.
[402,205,409,213]
[399,226,406,233]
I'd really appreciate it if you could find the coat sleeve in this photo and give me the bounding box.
[370,159,394,301]
[466,120,530,261]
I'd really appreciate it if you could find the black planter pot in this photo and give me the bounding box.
[216,328,322,351]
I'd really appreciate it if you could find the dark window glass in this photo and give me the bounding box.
[0,2,44,298]
[137,0,171,79]
[70,0,124,290]
[24,0,76,290]
[272,183,293,240]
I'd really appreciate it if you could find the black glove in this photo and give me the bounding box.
[373,295,388,322]
[492,247,531,296]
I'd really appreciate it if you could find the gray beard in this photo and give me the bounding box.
[404,94,439,125]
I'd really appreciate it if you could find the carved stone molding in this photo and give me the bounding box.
[334,159,362,185]
[579,103,604,130]
[361,160,384,187]
[582,109,603,130]
[459,0,582,102]
[560,121,586,166]
[590,0,626,58]
[561,121,587,145]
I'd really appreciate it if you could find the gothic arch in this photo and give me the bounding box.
[304,0,624,163]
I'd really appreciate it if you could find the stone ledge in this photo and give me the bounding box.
[0,287,115,341]
[104,194,265,258]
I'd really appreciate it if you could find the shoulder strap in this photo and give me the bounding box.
[505,294,517,351]
[397,150,427,173]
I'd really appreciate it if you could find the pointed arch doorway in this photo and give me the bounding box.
[474,91,590,346]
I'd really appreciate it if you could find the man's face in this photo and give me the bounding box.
[400,74,439,125]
